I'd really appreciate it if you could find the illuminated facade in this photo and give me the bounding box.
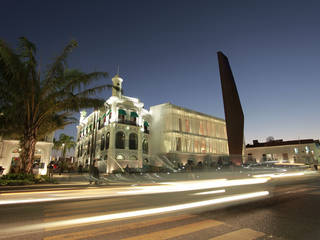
[245,139,320,164]
[75,75,151,173]
[0,133,54,175]
[75,75,229,173]
[151,103,228,166]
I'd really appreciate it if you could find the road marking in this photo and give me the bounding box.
[43,214,194,240]
[209,228,265,240]
[122,219,223,240]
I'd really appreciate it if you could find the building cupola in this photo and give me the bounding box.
[112,74,123,98]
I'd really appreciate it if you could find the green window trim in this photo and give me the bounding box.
[144,121,149,127]
[118,109,127,115]
[130,112,139,118]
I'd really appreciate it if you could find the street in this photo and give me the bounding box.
[0,170,319,240]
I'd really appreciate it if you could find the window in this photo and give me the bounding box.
[144,121,149,133]
[294,148,298,154]
[176,137,181,151]
[130,112,138,125]
[305,146,310,154]
[143,139,148,154]
[87,140,90,154]
[201,139,206,153]
[199,121,204,135]
[106,132,110,149]
[100,134,105,151]
[178,118,182,132]
[282,153,289,160]
[185,119,190,132]
[129,133,138,150]
[118,109,126,123]
[116,154,125,160]
[116,131,125,149]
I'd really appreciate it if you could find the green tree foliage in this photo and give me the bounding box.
[0,37,113,173]
[53,133,76,158]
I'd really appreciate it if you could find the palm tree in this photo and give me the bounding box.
[53,134,76,159]
[0,37,115,173]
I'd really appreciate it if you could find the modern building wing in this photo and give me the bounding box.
[151,103,228,166]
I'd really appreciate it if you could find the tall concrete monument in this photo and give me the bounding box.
[217,51,244,165]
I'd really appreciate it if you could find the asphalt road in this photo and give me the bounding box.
[0,171,319,240]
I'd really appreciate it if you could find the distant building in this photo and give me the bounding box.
[75,75,230,173]
[0,133,54,175]
[245,139,320,164]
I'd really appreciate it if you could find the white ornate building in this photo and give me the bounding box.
[75,74,151,173]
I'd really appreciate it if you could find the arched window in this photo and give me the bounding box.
[106,132,110,149]
[100,134,105,151]
[116,131,125,149]
[142,139,148,154]
[129,133,138,150]
[116,154,125,160]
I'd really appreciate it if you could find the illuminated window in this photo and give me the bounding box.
[199,121,204,135]
[294,148,298,154]
[185,119,190,132]
[116,154,125,160]
[201,139,206,153]
[106,132,110,149]
[100,134,105,151]
[305,146,310,154]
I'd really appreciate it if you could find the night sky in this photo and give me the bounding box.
[1,0,320,144]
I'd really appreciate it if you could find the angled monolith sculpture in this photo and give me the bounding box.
[217,51,244,165]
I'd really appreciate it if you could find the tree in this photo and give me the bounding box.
[266,136,275,142]
[53,134,76,159]
[0,37,115,173]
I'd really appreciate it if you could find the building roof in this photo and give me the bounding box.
[246,139,320,148]
[151,102,225,122]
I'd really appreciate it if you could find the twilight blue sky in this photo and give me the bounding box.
[1,0,320,143]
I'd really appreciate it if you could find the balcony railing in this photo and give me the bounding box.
[118,120,138,126]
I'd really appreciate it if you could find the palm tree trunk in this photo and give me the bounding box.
[19,130,37,174]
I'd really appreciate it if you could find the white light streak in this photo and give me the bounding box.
[119,178,269,195]
[7,191,269,234]
[193,189,226,195]
[253,172,305,178]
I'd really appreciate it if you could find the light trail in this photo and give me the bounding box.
[193,189,226,195]
[253,172,305,178]
[0,178,270,205]
[4,191,269,234]
[119,178,269,195]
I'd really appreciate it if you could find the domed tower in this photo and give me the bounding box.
[111,74,123,98]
